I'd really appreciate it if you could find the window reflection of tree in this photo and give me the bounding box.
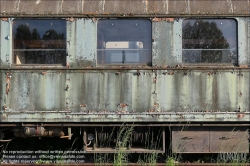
[14,24,65,64]
[182,20,230,63]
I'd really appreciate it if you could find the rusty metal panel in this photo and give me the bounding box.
[62,0,83,13]
[100,0,145,14]
[0,1,62,15]
[1,69,250,122]
[0,17,249,120]
[210,127,249,153]
[81,1,101,14]
[182,1,229,14]
[1,0,250,16]
[172,127,210,153]
[152,19,182,67]
[67,18,97,68]
[0,1,15,14]
[1,69,250,123]
[172,127,249,153]
[238,18,248,65]
[167,0,188,14]
[152,21,172,66]
[147,1,169,14]
[1,111,250,122]
[157,72,196,111]
[237,71,250,113]
[6,71,66,111]
[157,70,242,112]
[0,19,10,67]
[65,71,153,112]
[215,72,238,110]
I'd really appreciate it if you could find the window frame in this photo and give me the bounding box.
[181,18,238,66]
[96,19,152,66]
[11,18,67,66]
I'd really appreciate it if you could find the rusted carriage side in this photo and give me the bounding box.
[0,0,249,153]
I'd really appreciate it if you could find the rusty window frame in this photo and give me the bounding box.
[97,19,152,66]
[12,18,67,66]
[182,18,238,66]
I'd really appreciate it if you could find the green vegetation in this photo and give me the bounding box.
[165,157,176,166]
[94,125,162,166]
[137,152,158,166]
[0,125,249,165]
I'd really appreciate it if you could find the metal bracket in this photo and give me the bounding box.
[60,127,73,140]
[0,131,12,142]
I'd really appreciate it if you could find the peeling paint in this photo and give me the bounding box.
[165,0,169,14]
[227,0,234,13]
[81,0,84,12]
[35,0,41,5]
[152,18,174,22]
[1,69,250,120]
[13,0,21,12]
[99,0,105,12]
[5,72,11,95]
[143,0,148,13]
[0,18,8,21]
[57,0,63,13]
[185,0,190,13]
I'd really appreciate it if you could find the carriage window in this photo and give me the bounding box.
[182,19,237,65]
[13,19,66,65]
[97,20,152,65]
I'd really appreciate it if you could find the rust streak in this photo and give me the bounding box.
[6,72,11,95]
[41,71,47,75]
[1,18,8,21]
[6,83,10,94]
[80,104,87,108]
[153,77,157,83]
[239,65,248,68]
[118,103,128,108]
[168,72,174,75]
[66,17,75,22]
[154,103,159,107]
[151,17,174,22]
[237,114,245,118]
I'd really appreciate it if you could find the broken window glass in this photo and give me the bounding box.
[182,19,237,65]
[13,19,66,65]
[97,20,152,66]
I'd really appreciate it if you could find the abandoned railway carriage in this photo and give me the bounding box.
[0,0,249,154]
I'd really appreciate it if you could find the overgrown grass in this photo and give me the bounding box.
[137,127,164,166]
[215,128,250,165]
[94,125,134,166]
[94,125,166,166]
[1,125,248,165]
[113,125,133,166]
[0,141,10,163]
[137,152,158,166]
[165,157,176,166]
[216,152,249,166]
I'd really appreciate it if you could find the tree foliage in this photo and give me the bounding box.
[182,20,229,49]
[15,24,65,49]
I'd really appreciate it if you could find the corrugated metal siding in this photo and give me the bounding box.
[2,70,250,110]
